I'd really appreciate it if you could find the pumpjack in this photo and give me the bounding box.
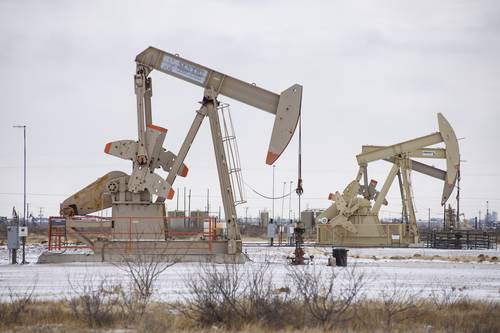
[317,113,460,247]
[40,47,302,263]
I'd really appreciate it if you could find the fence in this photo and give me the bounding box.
[423,230,497,250]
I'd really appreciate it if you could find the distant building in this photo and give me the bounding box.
[260,211,269,228]
[301,209,324,231]
[492,211,498,223]
[32,217,49,225]
[167,210,207,231]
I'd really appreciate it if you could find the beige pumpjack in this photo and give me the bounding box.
[316,113,460,247]
[39,46,302,263]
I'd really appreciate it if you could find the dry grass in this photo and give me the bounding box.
[2,262,499,333]
[0,297,498,333]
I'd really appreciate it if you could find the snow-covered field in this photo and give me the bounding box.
[1,244,499,302]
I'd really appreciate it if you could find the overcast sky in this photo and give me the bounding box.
[1,0,499,222]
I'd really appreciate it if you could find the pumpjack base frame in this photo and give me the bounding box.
[317,215,418,247]
[37,240,248,264]
[317,231,416,247]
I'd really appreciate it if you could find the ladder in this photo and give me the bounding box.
[218,103,246,206]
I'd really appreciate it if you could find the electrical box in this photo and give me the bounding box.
[19,226,28,237]
[7,226,19,249]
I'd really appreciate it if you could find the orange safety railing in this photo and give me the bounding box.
[48,216,66,250]
[48,215,219,252]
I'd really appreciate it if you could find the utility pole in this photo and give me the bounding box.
[188,189,191,228]
[479,210,482,230]
[281,181,286,223]
[272,165,275,220]
[288,180,293,220]
[486,201,490,228]
[245,207,248,224]
[176,187,179,212]
[207,188,210,215]
[428,208,431,232]
[183,187,186,226]
[443,205,446,231]
[456,169,460,226]
[38,207,44,224]
[13,125,26,265]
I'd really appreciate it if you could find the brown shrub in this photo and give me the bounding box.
[0,277,38,326]
[179,262,300,330]
[288,265,365,330]
[67,275,122,327]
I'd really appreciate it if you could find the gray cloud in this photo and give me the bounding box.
[1,0,499,221]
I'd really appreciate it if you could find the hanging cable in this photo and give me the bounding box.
[244,181,291,200]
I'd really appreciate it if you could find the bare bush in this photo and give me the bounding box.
[429,283,469,310]
[0,277,38,324]
[244,262,297,328]
[182,262,244,327]
[117,254,176,302]
[288,265,365,329]
[114,251,177,318]
[425,283,476,332]
[117,254,177,317]
[181,262,364,330]
[246,263,276,318]
[67,274,121,327]
[378,278,422,330]
[180,262,296,329]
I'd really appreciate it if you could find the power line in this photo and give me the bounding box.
[0,192,68,197]
[243,181,291,200]
[1,191,500,202]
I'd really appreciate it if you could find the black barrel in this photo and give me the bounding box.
[332,248,349,267]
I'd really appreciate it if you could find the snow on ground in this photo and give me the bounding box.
[1,244,499,302]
